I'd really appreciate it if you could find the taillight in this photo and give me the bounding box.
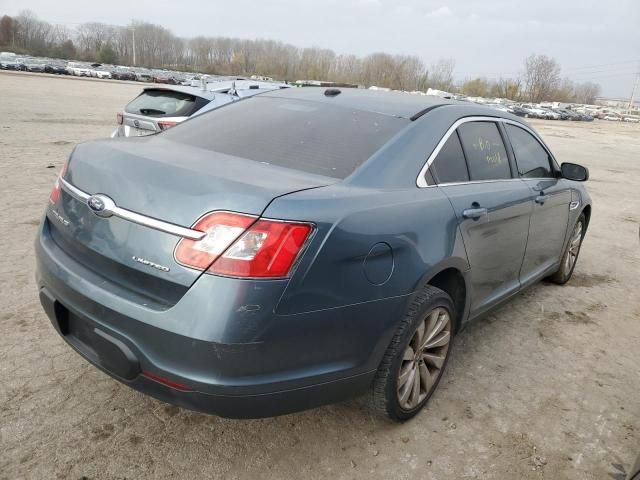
[175,212,313,278]
[158,120,178,131]
[49,161,68,204]
[175,212,257,270]
[210,219,313,277]
[116,111,123,125]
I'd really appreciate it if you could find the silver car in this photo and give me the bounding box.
[111,81,290,138]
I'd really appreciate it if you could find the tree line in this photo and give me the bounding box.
[462,55,600,104]
[0,10,600,104]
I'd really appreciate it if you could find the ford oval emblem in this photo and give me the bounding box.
[87,194,115,218]
[87,195,105,212]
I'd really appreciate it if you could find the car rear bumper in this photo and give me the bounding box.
[34,219,401,417]
[110,125,157,138]
[38,287,373,418]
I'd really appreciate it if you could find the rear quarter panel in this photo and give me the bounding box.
[265,183,469,315]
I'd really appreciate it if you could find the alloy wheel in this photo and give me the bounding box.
[564,220,583,275]
[397,307,452,410]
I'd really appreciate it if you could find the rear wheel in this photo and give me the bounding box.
[548,213,585,284]
[370,285,454,421]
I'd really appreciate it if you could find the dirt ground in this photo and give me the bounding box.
[0,71,638,480]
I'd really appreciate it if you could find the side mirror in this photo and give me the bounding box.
[561,162,589,182]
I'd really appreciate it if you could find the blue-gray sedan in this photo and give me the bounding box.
[36,87,591,420]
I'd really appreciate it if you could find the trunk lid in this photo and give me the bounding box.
[48,137,332,303]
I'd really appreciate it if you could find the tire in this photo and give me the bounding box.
[547,213,586,285]
[370,285,455,421]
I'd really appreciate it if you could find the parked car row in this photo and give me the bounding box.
[482,101,640,123]
[0,52,251,87]
[597,112,640,122]
[482,102,595,121]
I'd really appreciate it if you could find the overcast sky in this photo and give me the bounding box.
[2,0,639,97]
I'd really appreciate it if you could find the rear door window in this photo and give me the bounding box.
[457,122,511,181]
[506,124,554,178]
[125,89,203,118]
[430,132,469,184]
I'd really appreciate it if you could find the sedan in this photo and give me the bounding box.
[25,60,46,73]
[0,59,21,70]
[66,62,92,77]
[91,69,112,79]
[554,108,581,121]
[36,88,591,420]
[111,69,137,81]
[519,104,547,119]
[508,105,529,117]
[45,63,69,75]
[151,73,177,84]
[540,107,561,120]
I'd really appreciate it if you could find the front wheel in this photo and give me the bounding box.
[370,285,455,421]
[548,213,585,284]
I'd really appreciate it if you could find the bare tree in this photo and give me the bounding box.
[14,10,52,53]
[573,81,601,104]
[461,77,490,97]
[427,58,456,91]
[75,22,117,60]
[491,78,521,100]
[523,54,561,103]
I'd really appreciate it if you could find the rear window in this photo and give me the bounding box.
[125,89,203,118]
[163,96,409,179]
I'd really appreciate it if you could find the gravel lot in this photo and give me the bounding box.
[1,71,639,480]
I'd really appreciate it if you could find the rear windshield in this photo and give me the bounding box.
[125,89,202,118]
[163,96,409,178]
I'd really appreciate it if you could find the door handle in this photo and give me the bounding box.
[462,207,488,220]
[535,194,549,204]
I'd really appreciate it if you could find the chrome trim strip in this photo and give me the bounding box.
[416,116,557,188]
[437,178,522,187]
[60,177,90,201]
[59,177,205,240]
[113,207,205,240]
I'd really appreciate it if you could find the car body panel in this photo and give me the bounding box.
[265,183,469,315]
[440,180,532,314]
[519,178,571,280]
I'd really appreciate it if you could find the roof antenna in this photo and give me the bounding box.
[324,88,341,97]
